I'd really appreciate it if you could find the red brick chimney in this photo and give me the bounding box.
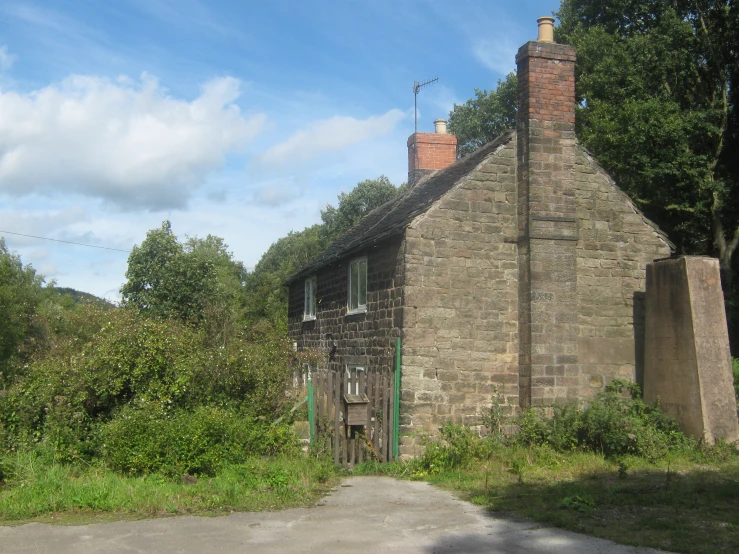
[407,119,457,186]
[516,16,579,410]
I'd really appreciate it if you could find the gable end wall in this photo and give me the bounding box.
[574,147,672,395]
[400,139,519,455]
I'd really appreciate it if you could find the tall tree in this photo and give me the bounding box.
[556,0,738,306]
[448,73,518,157]
[245,176,406,331]
[320,176,405,239]
[0,239,44,380]
[121,221,219,322]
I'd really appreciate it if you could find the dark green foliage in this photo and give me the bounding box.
[319,176,404,239]
[448,73,518,157]
[0,238,44,379]
[0,308,294,463]
[47,287,114,310]
[102,406,296,476]
[121,221,247,323]
[414,379,691,475]
[243,224,329,332]
[413,423,486,474]
[515,380,690,459]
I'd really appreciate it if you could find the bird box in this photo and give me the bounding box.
[343,393,369,426]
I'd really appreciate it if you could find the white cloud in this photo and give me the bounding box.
[472,38,517,76]
[253,180,301,207]
[0,46,16,71]
[0,74,266,209]
[258,109,405,167]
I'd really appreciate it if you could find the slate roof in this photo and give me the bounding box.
[285,130,515,284]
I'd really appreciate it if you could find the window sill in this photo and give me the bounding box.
[302,316,316,323]
[346,307,367,316]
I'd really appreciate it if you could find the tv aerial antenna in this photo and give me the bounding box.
[413,77,438,135]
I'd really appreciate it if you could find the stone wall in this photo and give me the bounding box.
[399,138,519,455]
[287,236,404,375]
[574,149,672,399]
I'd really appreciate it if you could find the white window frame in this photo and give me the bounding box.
[347,257,367,314]
[303,276,316,321]
[346,366,364,395]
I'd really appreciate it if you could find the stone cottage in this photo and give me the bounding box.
[285,18,673,455]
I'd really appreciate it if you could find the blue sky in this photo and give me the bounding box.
[0,0,559,300]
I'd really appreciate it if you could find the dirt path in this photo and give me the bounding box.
[0,476,668,553]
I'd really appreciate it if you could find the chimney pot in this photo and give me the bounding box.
[433,119,448,134]
[537,16,555,42]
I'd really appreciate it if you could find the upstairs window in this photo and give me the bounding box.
[348,257,367,313]
[304,276,316,320]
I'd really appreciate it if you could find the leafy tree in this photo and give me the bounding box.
[120,221,220,322]
[245,176,406,330]
[448,73,518,157]
[320,176,405,239]
[555,0,738,322]
[0,239,44,379]
[244,224,329,332]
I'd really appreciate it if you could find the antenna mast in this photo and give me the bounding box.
[413,77,438,135]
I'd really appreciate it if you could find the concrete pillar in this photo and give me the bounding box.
[644,256,739,443]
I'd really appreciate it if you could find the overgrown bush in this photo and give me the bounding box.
[102,405,297,476]
[412,423,487,475]
[0,308,294,464]
[514,380,691,459]
[412,379,693,474]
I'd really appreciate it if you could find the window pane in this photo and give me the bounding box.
[358,260,367,307]
[349,262,358,310]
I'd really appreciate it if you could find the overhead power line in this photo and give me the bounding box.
[0,230,131,253]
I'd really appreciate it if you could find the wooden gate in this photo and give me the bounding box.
[309,367,396,466]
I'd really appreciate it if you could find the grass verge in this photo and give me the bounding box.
[0,451,338,525]
[357,443,739,554]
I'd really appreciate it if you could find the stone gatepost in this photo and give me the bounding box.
[644,256,739,443]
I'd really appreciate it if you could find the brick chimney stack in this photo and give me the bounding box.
[516,17,579,409]
[407,119,457,186]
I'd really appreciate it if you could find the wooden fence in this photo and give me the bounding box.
[310,367,395,466]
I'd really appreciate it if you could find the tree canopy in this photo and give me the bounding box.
[120,221,245,323]
[0,239,44,378]
[448,1,738,326]
[448,73,518,157]
[244,175,406,331]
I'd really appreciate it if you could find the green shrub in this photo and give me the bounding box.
[510,380,691,459]
[413,423,484,474]
[733,358,739,404]
[101,405,297,476]
[0,309,294,461]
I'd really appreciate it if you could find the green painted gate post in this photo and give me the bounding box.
[393,338,401,459]
[307,379,315,445]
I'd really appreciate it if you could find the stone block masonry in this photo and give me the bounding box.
[644,256,739,444]
[400,138,519,455]
[287,236,405,378]
[516,39,579,408]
